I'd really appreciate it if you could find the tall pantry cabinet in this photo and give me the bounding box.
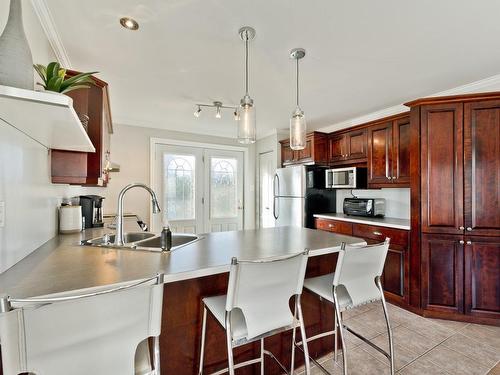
[407,93,500,323]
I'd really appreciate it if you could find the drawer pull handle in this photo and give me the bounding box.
[459,240,465,245]
[466,240,472,245]
[466,227,472,231]
[373,231,383,236]
[459,226,464,230]
[328,224,333,228]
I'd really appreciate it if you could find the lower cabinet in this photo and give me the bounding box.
[315,218,409,305]
[421,234,464,314]
[464,237,500,320]
[422,234,500,320]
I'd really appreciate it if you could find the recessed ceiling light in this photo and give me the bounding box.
[120,17,139,31]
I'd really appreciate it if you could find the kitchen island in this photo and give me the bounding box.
[0,226,365,374]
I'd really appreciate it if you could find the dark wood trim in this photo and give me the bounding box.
[405,91,500,107]
[329,112,410,136]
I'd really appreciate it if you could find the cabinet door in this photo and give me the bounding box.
[281,141,294,165]
[296,136,313,163]
[315,218,353,235]
[382,246,407,302]
[421,103,464,235]
[464,101,500,236]
[464,237,500,319]
[367,122,392,185]
[329,135,347,162]
[346,129,367,160]
[421,234,464,314]
[392,117,410,186]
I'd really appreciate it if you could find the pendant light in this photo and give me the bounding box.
[237,26,256,144]
[290,48,306,150]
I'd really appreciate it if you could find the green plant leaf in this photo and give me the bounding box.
[33,64,47,82]
[61,84,92,94]
[60,72,98,90]
[46,62,59,81]
[57,68,66,79]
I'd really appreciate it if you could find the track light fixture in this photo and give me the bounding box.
[193,101,238,120]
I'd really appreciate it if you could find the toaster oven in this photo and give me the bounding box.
[343,198,386,217]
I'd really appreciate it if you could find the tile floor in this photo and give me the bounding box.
[297,301,500,375]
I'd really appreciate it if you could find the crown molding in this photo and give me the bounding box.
[318,73,500,133]
[30,0,72,68]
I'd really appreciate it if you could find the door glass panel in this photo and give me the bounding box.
[164,154,195,220]
[210,158,237,218]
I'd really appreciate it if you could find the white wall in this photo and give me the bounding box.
[0,1,104,273]
[335,188,410,220]
[101,123,256,230]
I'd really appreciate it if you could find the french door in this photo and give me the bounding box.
[153,143,244,234]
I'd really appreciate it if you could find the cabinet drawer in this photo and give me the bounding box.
[315,218,353,235]
[352,223,409,247]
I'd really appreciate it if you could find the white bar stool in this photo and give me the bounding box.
[197,251,311,375]
[300,239,395,375]
[0,273,165,375]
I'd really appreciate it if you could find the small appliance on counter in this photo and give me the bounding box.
[80,195,105,228]
[59,204,83,233]
[343,197,386,217]
[325,167,367,189]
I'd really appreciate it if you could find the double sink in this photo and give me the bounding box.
[81,232,201,252]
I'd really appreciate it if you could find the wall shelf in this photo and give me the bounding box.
[0,85,95,152]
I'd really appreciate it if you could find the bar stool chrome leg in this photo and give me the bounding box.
[334,311,338,364]
[260,338,265,375]
[198,306,208,375]
[291,301,298,374]
[225,312,236,375]
[376,277,395,375]
[297,296,311,375]
[153,335,161,375]
[333,288,347,375]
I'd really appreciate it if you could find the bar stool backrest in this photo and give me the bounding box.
[225,251,309,340]
[0,275,164,375]
[333,239,390,308]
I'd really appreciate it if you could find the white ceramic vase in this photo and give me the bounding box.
[0,0,34,89]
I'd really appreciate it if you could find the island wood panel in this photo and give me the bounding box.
[421,234,464,314]
[160,253,338,374]
[420,103,464,235]
[464,100,500,237]
[464,237,500,320]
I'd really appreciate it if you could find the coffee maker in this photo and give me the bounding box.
[80,195,105,228]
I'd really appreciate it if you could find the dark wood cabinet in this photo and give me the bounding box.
[367,115,410,188]
[328,129,367,165]
[407,92,500,324]
[51,72,113,186]
[420,103,464,235]
[315,218,410,305]
[367,121,393,185]
[280,132,328,166]
[392,117,411,185]
[464,100,500,237]
[464,237,500,319]
[421,234,464,314]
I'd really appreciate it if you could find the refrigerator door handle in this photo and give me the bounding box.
[273,173,280,197]
[273,197,279,219]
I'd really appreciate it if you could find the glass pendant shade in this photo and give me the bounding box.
[290,107,306,150]
[237,100,256,144]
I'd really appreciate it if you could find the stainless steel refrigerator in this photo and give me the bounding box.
[273,165,336,228]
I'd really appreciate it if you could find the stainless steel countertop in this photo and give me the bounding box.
[0,226,365,299]
[314,213,410,230]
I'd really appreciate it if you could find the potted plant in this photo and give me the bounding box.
[33,62,97,94]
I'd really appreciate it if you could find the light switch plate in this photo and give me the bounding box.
[0,201,5,227]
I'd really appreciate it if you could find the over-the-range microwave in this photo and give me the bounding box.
[325,167,367,189]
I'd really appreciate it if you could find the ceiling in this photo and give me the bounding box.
[45,0,500,139]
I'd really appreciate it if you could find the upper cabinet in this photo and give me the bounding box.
[280,132,328,166]
[51,72,113,186]
[328,129,367,164]
[367,115,410,188]
[413,96,500,237]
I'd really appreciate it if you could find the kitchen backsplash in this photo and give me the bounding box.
[335,188,410,219]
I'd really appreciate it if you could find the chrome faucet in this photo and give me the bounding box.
[115,183,161,246]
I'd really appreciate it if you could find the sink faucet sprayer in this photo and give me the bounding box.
[115,183,161,246]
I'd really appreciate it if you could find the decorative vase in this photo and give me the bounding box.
[0,0,34,89]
